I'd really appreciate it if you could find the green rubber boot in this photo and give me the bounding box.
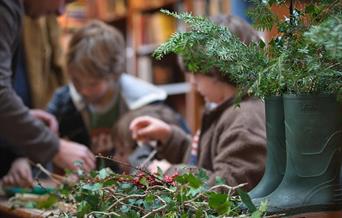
[249,96,286,199]
[255,95,342,216]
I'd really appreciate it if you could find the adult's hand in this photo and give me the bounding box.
[30,109,58,134]
[53,139,96,172]
[129,116,172,144]
[1,158,33,188]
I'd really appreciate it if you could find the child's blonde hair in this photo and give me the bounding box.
[67,20,125,79]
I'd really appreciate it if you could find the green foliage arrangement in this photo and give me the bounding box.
[153,9,267,95]
[248,0,342,98]
[10,165,267,217]
[153,0,342,99]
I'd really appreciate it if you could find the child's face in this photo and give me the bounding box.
[69,72,116,105]
[190,74,234,104]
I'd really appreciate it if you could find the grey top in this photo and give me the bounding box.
[0,0,59,163]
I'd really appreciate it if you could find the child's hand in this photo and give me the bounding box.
[147,159,171,174]
[129,116,172,144]
[1,158,33,188]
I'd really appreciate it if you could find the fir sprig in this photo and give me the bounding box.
[248,0,342,98]
[153,10,267,94]
[154,2,341,99]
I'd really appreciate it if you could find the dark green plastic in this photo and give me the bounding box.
[249,96,286,199]
[255,95,342,215]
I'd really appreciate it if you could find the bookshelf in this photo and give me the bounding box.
[58,0,232,132]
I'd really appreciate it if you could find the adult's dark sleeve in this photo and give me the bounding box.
[0,0,59,164]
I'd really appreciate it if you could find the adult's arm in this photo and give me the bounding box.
[0,1,59,164]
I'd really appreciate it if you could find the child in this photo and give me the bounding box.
[130,15,267,191]
[112,104,187,173]
[47,20,187,171]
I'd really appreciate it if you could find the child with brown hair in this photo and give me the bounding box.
[46,20,187,171]
[130,15,267,190]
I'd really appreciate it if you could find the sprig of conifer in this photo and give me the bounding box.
[153,9,267,94]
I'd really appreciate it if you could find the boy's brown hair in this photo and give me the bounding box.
[211,15,260,45]
[67,20,125,79]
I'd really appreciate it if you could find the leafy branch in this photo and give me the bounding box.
[153,9,268,95]
[154,1,341,99]
[248,0,342,97]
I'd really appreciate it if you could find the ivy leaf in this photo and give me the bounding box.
[59,184,71,196]
[82,183,102,192]
[120,204,130,213]
[237,188,257,213]
[89,170,97,178]
[185,173,202,188]
[145,194,155,205]
[103,179,115,187]
[98,168,110,179]
[188,187,202,197]
[215,176,225,185]
[175,175,186,184]
[208,193,231,215]
[197,168,209,181]
[120,183,133,190]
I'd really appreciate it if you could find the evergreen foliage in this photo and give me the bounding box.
[153,9,267,95]
[249,0,342,98]
[154,1,342,99]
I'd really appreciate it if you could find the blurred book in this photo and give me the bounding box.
[58,1,87,32]
[96,0,127,21]
[153,66,173,85]
[137,56,153,82]
[151,12,176,44]
[133,12,176,47]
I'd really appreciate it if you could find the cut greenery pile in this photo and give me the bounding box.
[10,166,267,217]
